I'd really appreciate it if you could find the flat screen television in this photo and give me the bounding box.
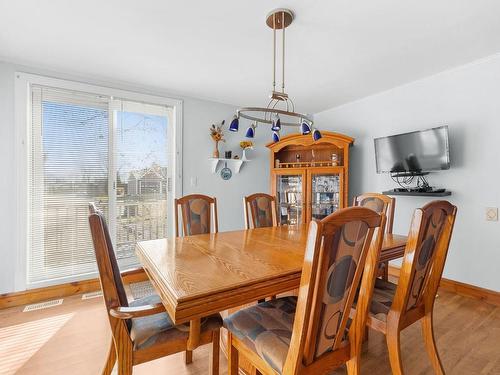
[374,126,450,174]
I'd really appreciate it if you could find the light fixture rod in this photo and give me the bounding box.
[273,14,276,92]
[237,107,313,126]
[237,9,318,133]
[282,11,285,92]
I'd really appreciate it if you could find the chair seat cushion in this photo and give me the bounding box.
[370,278,398,322]
[129,294,222,350]
[223,296,297,374]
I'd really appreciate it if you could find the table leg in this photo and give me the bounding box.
[187,318,201,350]
[184,350,193,364]
[382,261,389,281]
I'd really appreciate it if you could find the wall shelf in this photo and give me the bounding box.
[209,158,250,174]
[383,190,452,197]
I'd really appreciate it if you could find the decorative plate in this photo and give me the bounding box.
[220,163,232,180]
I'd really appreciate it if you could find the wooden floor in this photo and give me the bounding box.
[0,287,499,375]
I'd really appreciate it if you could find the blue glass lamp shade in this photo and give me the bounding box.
[271,115,281,131]
[229,115,239,132]
[272,131,280,143]
[245,124,256,138]
[301,121,311,135]
[312,129,322,141]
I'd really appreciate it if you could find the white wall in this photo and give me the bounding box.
[0,60,269,294]
[315,54,500,292]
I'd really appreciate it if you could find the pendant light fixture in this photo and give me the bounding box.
[300,121,311,135]
[245,122,257,138]
[229,115,239,132]
[233,9,321,142]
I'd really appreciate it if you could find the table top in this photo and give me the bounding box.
[379,233,408,263]
[136,224,407,324]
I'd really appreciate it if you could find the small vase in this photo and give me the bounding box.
[242,147,252,161]
[213,142,220,158]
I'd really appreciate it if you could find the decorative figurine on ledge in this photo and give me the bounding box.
[239,141,253,161]
[210,120,225,158]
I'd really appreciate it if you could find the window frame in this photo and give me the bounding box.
[14,72,183,291]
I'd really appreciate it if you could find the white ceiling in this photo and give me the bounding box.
[1,1,500,113]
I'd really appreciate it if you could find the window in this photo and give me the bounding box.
[16,74,182,289]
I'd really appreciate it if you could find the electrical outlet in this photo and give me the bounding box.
[485,207,498,221]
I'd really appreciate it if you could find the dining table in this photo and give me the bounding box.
[135,223,407,355]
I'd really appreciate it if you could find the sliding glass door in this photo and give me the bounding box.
[111,101,170,269]
[26,82,179,288]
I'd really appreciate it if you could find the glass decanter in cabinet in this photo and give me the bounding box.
[274,170,306,225]
[308,170,343,220]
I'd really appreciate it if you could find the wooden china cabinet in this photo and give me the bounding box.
[267,131,354,224]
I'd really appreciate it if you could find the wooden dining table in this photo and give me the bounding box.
[136,224,407,352]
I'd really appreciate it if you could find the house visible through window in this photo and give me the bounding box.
[28,84,175,286]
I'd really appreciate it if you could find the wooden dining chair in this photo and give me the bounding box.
[244,193,279,301]
[224,206,387,375]
[353,192,395,280]
[88,203,222,375]
[175,194,218,237]
[357,200,457,375]
[244,193,278,229]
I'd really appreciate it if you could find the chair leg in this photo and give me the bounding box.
[184,350,193,365]
[117,353,133,375]
[386,327,405,375]
[347,319,363,375]
[421,313,445,375]
[102,339,116,375]
[346,356,361,375]
[210,330,220,375]
[227,332,239,375]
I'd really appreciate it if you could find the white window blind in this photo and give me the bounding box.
[28,84,171,286]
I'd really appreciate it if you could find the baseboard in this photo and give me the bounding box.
[0,268,148,309]
[388,266,500,307]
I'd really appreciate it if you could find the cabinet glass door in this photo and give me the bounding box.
[309,172,342,220]
[276,173,304,225]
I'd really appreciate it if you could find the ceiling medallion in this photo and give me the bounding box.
[229,8,322,142]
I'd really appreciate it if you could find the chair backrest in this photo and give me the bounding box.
[353,192,395,233]
[88,203,130,329]
[243,193,277,229]
[175,194,218,236]
[392,200,457,314]
[283,207,386,373]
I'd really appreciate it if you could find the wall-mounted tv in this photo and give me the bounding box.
[374,126,450,174]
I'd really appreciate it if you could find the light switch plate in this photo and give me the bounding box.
[485,207,498,221]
